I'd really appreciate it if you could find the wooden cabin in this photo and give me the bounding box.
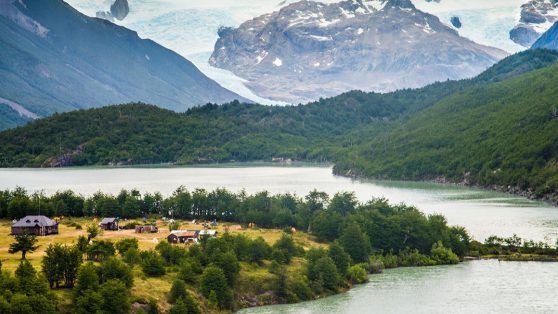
[99,217,119,231]
[167,230,199,244]
[135,225,158,233]
[11,215,59,236]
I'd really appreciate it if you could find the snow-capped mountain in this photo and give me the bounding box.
[510,0,558,47]
[65,0,528,104]
[209,0,507,103]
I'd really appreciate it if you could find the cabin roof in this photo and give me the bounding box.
[100,217,117,224]
[12,215,57,228]
[169,230,198,237]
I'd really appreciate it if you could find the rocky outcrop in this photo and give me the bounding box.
[451,16,462,29]
[96,0,129,22]
[532,21,558,49]
[210,0,507,103]
[510,0,558,47]
[111,0,129,21]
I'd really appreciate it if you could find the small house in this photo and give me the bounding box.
[11,215,59,236]
[167,230,199,244]
[135,225,158,233]
[100,217,119,231]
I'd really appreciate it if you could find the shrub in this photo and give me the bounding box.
[288,277,313,302]
[430,241,460,265]
[168,280,188,304]
[141,251,166,277]
[98,257,133,288]
[123,248,142,266]
[398,249,435,267]
[115,238,139,255]
[347,264,368,284]
[99,279,130,314]
[200,266,233,309]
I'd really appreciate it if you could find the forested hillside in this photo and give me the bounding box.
[336,58,558,203]
[1,50,558,202]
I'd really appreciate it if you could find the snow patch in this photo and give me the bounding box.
[309,34,333,41]
[273,57,283,67]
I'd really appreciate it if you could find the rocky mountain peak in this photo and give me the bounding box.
[510,0,558,47]
[209,0,506,103]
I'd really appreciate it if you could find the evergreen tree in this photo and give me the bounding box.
[99,257,133,288]
[328,242,351,276]
[99,279,130,314]
[9,233,39,260]
[339,223,371,264]
[141,251,166,277]
[168,279,188,304]
[200,266,232,309]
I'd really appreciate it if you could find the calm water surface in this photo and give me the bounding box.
[238,260,558,314]
[1,164,557,242]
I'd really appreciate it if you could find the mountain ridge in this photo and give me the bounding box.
[209,0,507,103]
[0,0,246,131]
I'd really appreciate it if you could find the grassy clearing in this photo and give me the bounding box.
[0,217,323,311]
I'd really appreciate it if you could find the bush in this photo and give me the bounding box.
[272,234,303,264]
[328,242,351,276]
[123,248,142,266]
[156,241,186,265]
[98,257,133,288]
[200,266,233,309]
[368,259,384,274]
[347,265,368,284]
[86,240,115,262]
[141,251,166,277]
[430,241,460,265]
[115,238,139,255]
[170,297,201,314]
[288,277,313,302]
[398,249,435,267]
[168,280,188,304]
[99,279,130,314]
[178,260,197,284]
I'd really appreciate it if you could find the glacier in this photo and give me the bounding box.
[65,0,535,103]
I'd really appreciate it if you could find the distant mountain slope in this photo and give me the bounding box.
[335,50,558,203]
[210,0,507,103]
[0,0,245,130]
[532,21,558,50]
[0,49,555,169]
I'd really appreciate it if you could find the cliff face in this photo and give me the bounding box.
[532,21,558,50]
[210,0,507,103]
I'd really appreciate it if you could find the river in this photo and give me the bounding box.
[238,260,558,314]
[1,164,557,313]
[1,164,556,242]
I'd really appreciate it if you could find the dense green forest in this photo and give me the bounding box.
[335,53,558,203]
[1,50,558,202]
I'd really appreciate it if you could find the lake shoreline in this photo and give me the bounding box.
[335,167,558,208]
[236,258,558,314]
[3,160,555,207]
